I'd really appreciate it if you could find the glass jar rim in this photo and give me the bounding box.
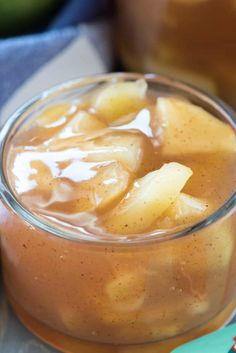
[0,72,235,246]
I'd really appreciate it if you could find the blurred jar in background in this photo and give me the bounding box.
[116,0,236,108]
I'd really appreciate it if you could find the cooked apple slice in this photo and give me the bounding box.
[20,160,76,206]
[166,219,234,302]
[103,162,192,234]
[29,160,54,198]
[45,162,131,213]
[177,220,234,303]
[57,305,83,332]
[156,97,236,156]
[82,131,155,175]
[45,130,155,176]
[37,103,76,128]
[105,271,146,311]
[46,128,110,151]
[22,160,131,213]
[57,111,106,138]
[88,162,131,211]
[158,193,210,228]
[18,104,77,146]
[92,79,147,123]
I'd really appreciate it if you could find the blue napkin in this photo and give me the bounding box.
[50,0,109,29]
[0,0,111,112]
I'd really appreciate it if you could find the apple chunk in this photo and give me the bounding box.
[158,193,210,228]
[22,160,131,214]
[36,103,76,128]
[156,97,236,156]
[92,79,147,123]
[57,111,106,138]
[45,130,155,176]
[103,162,192,234]
[87,162,131,211]
[82,131,155,175]
[47,162,131,213]
[105,271,146,312]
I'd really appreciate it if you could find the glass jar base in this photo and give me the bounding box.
[9,298,236,353]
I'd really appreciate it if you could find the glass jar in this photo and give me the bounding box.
[0,73,235,353]
[116,0,236,109]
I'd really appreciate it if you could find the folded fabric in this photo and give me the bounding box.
[0,21,112,122]
[50,0,109,29]
[0,0,111,119]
